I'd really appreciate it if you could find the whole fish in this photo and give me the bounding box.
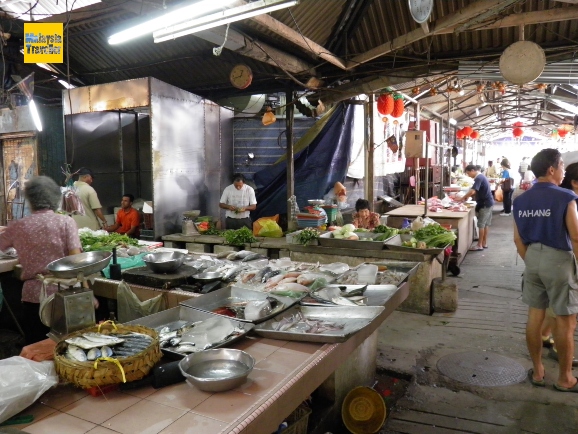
[229,250,253,260]
[86,347,102,361]
[255,266,272,282]
[217,250,236,259]
[66,345,87,362]
[66,336,124,350]
[101,346,113,357]
[262,269,281,283]
[241,253,267,262]
[175,344,199,353]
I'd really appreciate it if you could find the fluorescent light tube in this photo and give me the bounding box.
[154,0,298,43]
[108,0,236,45]
[58,79,76,89]
[29,100,42,132]
[551,98,578,116]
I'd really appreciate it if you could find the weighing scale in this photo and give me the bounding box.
[306,199,328,224]
[42,251,112,341]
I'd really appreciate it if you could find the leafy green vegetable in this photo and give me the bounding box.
[223,227,257,246]
[294,228,320,246]
[203,227,223,236]
[372,225,398,240]
[80,232,139,252]
[413,225,456,247]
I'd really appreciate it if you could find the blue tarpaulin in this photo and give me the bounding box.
[253,103,354,219]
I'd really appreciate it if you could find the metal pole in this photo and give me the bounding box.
[286,91,296,231]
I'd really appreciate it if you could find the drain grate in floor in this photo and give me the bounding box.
[437,351,526,387]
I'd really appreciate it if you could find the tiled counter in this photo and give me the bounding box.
[12,284,408,434]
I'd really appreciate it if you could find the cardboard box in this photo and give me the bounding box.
[405,130,435,159]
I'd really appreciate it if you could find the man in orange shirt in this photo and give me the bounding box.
[106,194,140,238]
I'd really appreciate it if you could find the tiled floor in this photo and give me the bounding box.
[9,336,325,434]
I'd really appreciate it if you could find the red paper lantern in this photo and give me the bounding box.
[456,129,465,139]
[512,127,524,137]
[377,94,394,116]
[462,126,473,136]
[559,129,569,138]
[391,98,405,118]
[470,130,480,140]
[513,121,524,127]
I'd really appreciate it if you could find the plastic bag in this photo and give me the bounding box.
[60,186,85,215]
[253,215,282,237]
[495,185,503,202]
[258,220,283,238]
[117,280,165,323]
[0,356,58,424]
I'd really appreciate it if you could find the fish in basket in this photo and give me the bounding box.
[53,322,162,389]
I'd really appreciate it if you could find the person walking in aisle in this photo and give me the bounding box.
[513,148,578,392]
[459,165,494,251]
[500,159,514,216]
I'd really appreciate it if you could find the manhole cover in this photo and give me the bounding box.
[437,351,526,387]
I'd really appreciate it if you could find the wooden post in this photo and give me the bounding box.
[286,91,296,231]
[365,95,375,209]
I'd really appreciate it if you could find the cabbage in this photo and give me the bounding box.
[343,231,353,238]
[333,233,345,239]
[343,224,356,233]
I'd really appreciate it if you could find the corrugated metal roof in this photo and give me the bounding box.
[3,0,578,139]
[2,0,100,21]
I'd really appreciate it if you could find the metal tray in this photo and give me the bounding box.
[373,260,420,286]
[300,284,399,307]
[384,235,448,255]
[253,305,385,343]
[318,232,395,250]
[125,306,253,360]
[179,286,298,323]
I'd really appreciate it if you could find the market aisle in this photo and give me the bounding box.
[377,206,578,434]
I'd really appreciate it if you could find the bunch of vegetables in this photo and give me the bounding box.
[223,227,257,246]
[80,232,139,252]
[412,224,456,248]
[294,228,320,246]
[331,224,359,240]
[372,225,398,240]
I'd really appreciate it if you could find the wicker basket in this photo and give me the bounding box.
[283,404,312,434]
[54,323,161,389]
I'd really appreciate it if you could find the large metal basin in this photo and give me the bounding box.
[143,251,185,273]
[47,251,112,278]
[179,348,254,392]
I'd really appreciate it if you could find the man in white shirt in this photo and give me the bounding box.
[71,168,107,230]
[219,173,257,230]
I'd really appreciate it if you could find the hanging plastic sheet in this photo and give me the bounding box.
[253,103,354,218]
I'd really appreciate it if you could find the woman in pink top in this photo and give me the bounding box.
[0,176,81,344]
[352,199,380,230]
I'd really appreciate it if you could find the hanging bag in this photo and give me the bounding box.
[495,185,503,202]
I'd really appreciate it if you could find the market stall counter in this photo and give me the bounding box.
[162,234,442,315]
[11,284,408,434]
[385,205,475,266]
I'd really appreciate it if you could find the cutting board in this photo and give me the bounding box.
[121,265,197,289]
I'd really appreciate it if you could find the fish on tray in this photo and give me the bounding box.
[270,310,345,334]
[65,332,125,350]
[226,250,254,261]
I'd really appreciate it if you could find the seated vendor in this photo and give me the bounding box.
[0,176,82,345]
[352,199,380,230]
[106,194,140,238]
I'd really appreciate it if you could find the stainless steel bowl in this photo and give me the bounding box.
[179,349,255,392]
[143,251,186,273]
[192,271,224,282]
[183,210,201,219]
[47,251,112,279]
[308,199,325,206]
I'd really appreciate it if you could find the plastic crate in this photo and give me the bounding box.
[282,404,311,434]
[321,205,338,223]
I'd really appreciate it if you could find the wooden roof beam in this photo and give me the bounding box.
[247,4,348,70]
[195,27,315,75]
